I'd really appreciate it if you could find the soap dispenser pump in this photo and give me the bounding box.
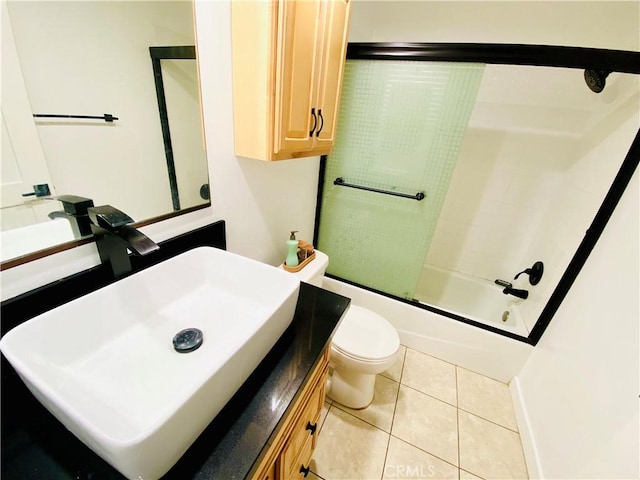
[286,231,299,267]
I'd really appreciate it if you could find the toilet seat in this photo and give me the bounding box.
[332,305,399,362]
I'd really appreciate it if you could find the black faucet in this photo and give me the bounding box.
[47,195,95,238]
[494,279,529,299]
[503,286,529,299]
[88,205,159,278]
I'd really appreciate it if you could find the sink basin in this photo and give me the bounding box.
[0,247,300,479]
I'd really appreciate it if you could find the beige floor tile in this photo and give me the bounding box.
[311,407,389,480]
[333,375,400,432]
[383,436,458,480]
[457,367,518,431]
[391,385,458,466]
[307,471,323,480]
[460,470,483,479]
[459,410,528,479]
[382,345,407,383]
[401,349,457,405]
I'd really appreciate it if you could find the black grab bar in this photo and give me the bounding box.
[334,177,425,201]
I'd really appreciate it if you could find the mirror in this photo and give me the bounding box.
[0,0,209,265]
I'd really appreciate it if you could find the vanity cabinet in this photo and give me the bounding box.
[251,346,329,480]
[232,0,352,161]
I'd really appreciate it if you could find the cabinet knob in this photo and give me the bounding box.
[305,421,318,435]
[299,464,311,478]
[316,109,324,137]
[309,108,317,136]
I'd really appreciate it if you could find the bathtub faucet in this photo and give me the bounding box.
[495,279,528,299]
[502,286,529,299]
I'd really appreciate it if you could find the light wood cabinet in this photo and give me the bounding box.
[232,0,352,161]
[250,347,330,480]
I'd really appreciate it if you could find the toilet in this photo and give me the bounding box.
[286,250,400,409]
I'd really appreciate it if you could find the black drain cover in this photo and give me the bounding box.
[173,328,203,353]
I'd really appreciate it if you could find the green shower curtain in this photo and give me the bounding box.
[317,60,484,298]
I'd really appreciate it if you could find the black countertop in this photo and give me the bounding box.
[1,282,350,479]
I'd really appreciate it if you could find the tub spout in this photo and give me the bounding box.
[502,287,529,300]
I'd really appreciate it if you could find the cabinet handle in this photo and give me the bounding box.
[309,108,317,136]
[299,464,311,478]
[305,421,318,435]
[316,109,324,137]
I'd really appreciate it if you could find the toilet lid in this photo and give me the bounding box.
[333,305,399,361]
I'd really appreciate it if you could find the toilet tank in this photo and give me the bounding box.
[285,250,328,287]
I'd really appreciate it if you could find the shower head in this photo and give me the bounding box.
[584,69,610,94]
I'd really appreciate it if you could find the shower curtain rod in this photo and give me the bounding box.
[334,177,425,201]
[346,43,640,74]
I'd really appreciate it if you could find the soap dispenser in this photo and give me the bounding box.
[286,231,299,267]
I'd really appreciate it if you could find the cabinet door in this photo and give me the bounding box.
[273,0,323,155]
[313,0,350,150]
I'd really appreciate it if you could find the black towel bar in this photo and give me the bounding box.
[33,113,118,122]
[334,177,425,201]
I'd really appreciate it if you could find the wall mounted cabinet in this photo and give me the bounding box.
[232,0,352,161]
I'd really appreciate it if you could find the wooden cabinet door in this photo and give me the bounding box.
[274,0,323,155]
[313,0,351,150]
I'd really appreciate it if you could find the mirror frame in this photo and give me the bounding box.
[314,42,640,346]
[150,45,208,212]
[0,204,209,271]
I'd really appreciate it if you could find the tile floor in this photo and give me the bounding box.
[309,346,528,480]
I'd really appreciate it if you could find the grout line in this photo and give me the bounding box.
[401,382,458,408]
[380,425,392,480]
[460,468,487,480]
[309,468,327,480]
[389,346,406,434]
[388,376,401,435]
[458,408,522,435]
[330,379,398,434]
[382,355,405,480]
[397,346,407,385]
[457,364,510,387]
[404,344,462,371]
[456,366,461,475]
[318,402,331,433]
[389,433,460,471]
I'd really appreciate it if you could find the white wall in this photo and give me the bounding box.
[194,0,320,266]
[349,1,640,50]
[513,169,639,479]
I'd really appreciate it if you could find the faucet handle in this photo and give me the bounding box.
[88,205,134,230]
[514,261,544,285]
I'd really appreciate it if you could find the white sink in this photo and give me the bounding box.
[0,247,300,479]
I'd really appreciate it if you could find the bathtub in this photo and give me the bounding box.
[413,264,529,337]
[322,277,533,383]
